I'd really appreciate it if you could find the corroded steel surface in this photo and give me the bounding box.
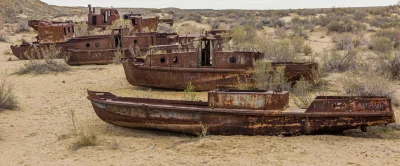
[121,51,262,91]
[87,4,173,32]
[121,53,318,91]
[28,20,75,44]
[87,90,395,136]
[87,4,121,29]
[208,90,289,110]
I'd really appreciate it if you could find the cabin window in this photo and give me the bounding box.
[95,42,100,47]
[229,57,237,63]
[134,40,138,44]
[132,19,136,25]
[68,27,71,33]
[72,26,75,33]
[63,28,67,36]
[160,57,166,63]
[173,57,178,63]
[110,11,113,16]
[86,43,90,48]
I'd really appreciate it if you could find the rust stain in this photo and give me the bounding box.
[87,90,396,136]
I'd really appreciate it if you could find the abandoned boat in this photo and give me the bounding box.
[122,36,318,91]
[87,89,395,136]
[10,22,202,65]
[87,4,173,31]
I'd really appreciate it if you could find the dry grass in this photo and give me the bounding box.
[291,77,314,108]
[0,33,7,42]
[370,37,393,54]
[113,49,123,65]
[14,45,69,75]
[321,49,359,72]
[74,22,90,37]
[0,72,18,110]
[157,23,175,33]
[183,82,199,101]
[342,72,398,105]
[252,60,290,91]
[66,110,99,150]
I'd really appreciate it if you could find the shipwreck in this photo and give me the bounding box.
[88,89,395,136]
[87,4,173,32]
[122,36,318,91]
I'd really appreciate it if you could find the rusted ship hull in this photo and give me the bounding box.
[122,60,250,91]
[10,43,70,60]
[122,59,318,91]
[88,91,395,136]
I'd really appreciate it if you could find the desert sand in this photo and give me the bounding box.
[1,32,400,166]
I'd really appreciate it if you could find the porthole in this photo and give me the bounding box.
[95,42,100,47]
[86,43,90,48]
[173,56,178,63]
[229,56,237,63]
[160,57,166,63]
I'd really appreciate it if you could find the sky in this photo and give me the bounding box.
[40,0,399,10]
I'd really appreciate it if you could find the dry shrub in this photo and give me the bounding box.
[15,20,31,33]
[0,73,18,110]
[15,45,69,75]
[327,20,365,33]
[302,44,313,56]
[252,60,290,91]
[290,35,305,53]
[292,77,314,108]
[67,110,99,150]
[229,25,257,51]
[157,23,174,33]
[274,27,287,39]
[71,129,98,150]
[183,82,199,101]
[331,33,354,50]
[257,38,298,62]
[293,25,309,39]
[370,37,393,54]
[321,49,359,72]
[106,19,132,31]
[0,33,7,42]
[0,17,3,30]
[373,52,400,79]
[113,49,123,64]
[375,28,400,48]
[342,72,398,105]
[74,22,90,37]
[176,24,205,34]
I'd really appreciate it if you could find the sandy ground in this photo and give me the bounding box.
[1,33,400,166]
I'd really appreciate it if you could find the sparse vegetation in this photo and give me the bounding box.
[252,60,290,91]
[0,72,18,110]
[183,82,199,101]
[0,32,7,42]
[302,44,313,56]
[342,72,398,104]
[15,45,69,75]
[370,37,393,54]
[196,124,209,139]
[113,49,124,64]
[157,23,175,33]
[292,77,314,108]
[321,49,359,72]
